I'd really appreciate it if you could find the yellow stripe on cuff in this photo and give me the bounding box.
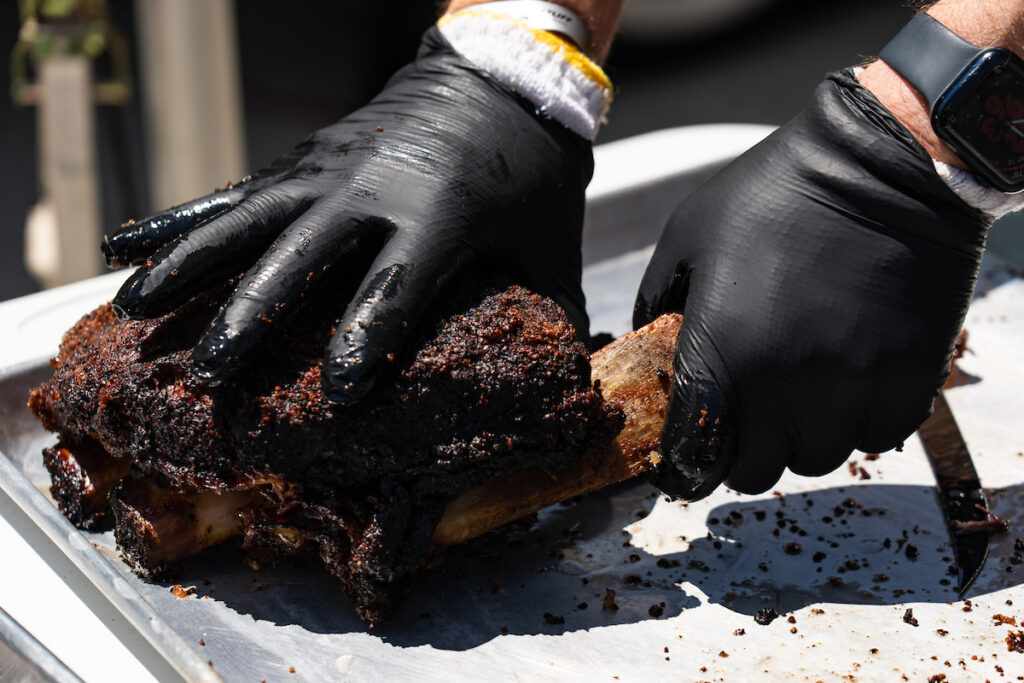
[439,9,612,93]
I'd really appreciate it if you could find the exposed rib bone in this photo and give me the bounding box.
[109,478,253,578]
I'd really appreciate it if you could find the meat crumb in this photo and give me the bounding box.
[754,608,779,625]
[718,650,729,658]
[170,584,195,598]
[994,614,1018,626]
[543,613,565,625]
[1006,630,1024,652]
[602,588,619,611]
[648,604,664,617]
[903,608,919,627]
[783,542,802,555]
[936,629,949,636]
[289,667,296,674]
[927,675,947,682]
[870,648,879,654]
[199,638,205,647]
[733,628,745,636]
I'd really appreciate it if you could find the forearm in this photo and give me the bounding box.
[859,0,1024,169]
[444,0,623,63]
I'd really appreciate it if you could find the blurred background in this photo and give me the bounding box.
[1,0,1017,303]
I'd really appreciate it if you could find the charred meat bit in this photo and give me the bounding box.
[602,588,619,611]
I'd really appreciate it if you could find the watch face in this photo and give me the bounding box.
[936,49,1024,192]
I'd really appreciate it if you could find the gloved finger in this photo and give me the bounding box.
[191,205,377,383]
[111,182,316,320]
[102,185,250,268]
[322,236,472,405]
[856,380,935,454]
[722,414,791,495]
[785,404,860,479]
[649,330,737,501]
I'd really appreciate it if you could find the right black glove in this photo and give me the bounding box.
[634,69,992,501]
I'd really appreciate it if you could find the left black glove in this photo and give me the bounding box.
[634,69,991,501]
[105,27,593,404]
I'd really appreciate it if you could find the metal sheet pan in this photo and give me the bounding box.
[3,125,1024,680]
[3,253,1024,681]
[0,605,83,683]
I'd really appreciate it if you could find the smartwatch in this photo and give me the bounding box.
[880,12,1024,193]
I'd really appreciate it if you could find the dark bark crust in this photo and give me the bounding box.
[29,277,621,625]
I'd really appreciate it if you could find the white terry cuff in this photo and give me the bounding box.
[439,9,612,140]
[932,160,1024,220]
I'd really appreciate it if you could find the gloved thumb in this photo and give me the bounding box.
[647,322,737,501]
[635,249,731,500]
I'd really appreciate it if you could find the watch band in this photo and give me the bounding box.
[879,12,984,109]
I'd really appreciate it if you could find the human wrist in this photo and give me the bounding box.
[859,1,1024,215]
[856,60,962,168]
[862,3,1024,163]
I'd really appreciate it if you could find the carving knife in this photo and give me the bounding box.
[917,390,991,598]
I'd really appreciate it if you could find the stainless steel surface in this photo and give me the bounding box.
[2,129,1024,681]
[3,258,1024,681]
[0,606,82,683]
[918,392,990,597]
[0,362,222,683]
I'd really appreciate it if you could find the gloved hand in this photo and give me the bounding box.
[634,69,992,501]
[105,27,593,403]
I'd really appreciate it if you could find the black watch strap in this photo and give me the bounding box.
[879,13,984,109]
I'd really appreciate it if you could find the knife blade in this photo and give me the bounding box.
[917,390,991,598]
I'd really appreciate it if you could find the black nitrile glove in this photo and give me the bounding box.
[106,27,592,403]
[634,69,992,501]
